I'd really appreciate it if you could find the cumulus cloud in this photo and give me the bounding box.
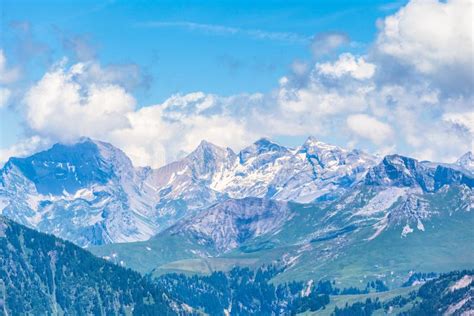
[0,88,11,109]
[376,0,474,94]
[108,93,259,167]
[346,114,394,145]
[317,53,376,80]
[291,60,309,76]
[442,111,474,135]
[277,75,369,117]
[3,0,473,166]
[24,60,136,142]
[21,60,260,167]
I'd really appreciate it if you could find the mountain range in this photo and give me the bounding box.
[0,137,472,288]
[0,136,379,246]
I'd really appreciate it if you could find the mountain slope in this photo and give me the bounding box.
[0,215,178,315]
[1,213,470,315]
[321,270,473,316]
[0,216,341,316]
[90,197,288,273]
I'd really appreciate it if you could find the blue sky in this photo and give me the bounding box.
[0,0,472,167]
[1,0,404,103]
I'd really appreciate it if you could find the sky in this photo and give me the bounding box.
[0,0,472,167]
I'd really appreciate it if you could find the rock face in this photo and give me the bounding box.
[169,197,289,252]
[365,154,474,192]
[0,136,472,248]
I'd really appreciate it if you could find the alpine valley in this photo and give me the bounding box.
[0,137,473,315]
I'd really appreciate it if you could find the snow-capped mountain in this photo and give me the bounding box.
[142,137,376,209]
[0,136,472,249]
[210,137,376,202]
[0,138,159,246]
[457,151,474,173]
[139,140,235,224]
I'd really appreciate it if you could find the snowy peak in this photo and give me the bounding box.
[184,140,236,179]
[302,136,337,149]
[188,140,228,158]
[365,154,474,192]
[208,137,378,203]
[0,138,159,246]
[433,164,474,191]
[300,137,376,171]
[192,140,236,161]
[2,138,132,195]
[301,137,349,168]
[457,151,473,173]
[239,138,289,164]
[365,154,434,190]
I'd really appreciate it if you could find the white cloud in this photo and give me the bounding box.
[0,49,20,109]
[24,60,136,142]
[21,60,259,168]
[376,0,474,91]
[107,95,258,167]
[3,0,474,166]
[346,114,394,145]
[317,53,376,80]
[442,111,474,135]
[291,60,309,76]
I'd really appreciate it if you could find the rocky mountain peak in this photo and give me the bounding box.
[239,138,289,164]
[457,151,473,173]
[187,140,233,161]
[364,154,431,190]
[300,137,365,169]
[1,138,133,195]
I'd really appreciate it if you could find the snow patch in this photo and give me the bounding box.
[417,219,425,231]
[450,275,472,292]
[401,224,413,237]
[301,279,313,297]
[368,213,389,241]
[444,297,470,315]
[356,187,407,216]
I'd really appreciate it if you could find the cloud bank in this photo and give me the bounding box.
[2,0,473,167]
